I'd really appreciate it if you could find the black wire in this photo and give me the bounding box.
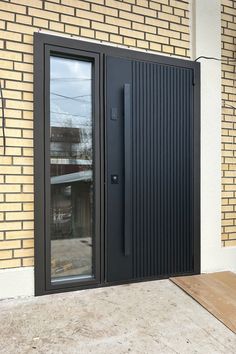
[195,56,236,62]
[223,103,236,110]
[51,92,91,102]
[0,81,5,155]
[50,111,91,119]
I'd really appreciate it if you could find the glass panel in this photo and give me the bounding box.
[50,56,93,282]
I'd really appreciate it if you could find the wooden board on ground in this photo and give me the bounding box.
[170,271,236,334]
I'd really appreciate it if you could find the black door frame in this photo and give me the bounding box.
[34,32,200,296]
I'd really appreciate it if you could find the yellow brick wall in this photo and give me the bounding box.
[221,0,236,247]
[0,0,190,269]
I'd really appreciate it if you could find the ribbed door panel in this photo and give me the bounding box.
[132,61,194,278]
[107,56,196,282]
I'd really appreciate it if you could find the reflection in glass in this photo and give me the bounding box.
[50,56,93,281]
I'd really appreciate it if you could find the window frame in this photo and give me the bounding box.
[34,38,102,295]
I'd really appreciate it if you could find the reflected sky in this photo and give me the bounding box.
[50,56,92,129]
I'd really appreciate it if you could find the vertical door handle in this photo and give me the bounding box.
[124,83,131,256]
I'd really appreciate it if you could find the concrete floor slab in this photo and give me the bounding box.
[0,280,235,354]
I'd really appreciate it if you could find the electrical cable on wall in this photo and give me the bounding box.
[195,56,236,63]
[196,56,236,112]
[0,81,6,155]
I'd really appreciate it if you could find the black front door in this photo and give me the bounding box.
[35,33,200,295]
[106,56,199,283]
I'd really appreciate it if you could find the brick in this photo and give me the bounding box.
[11,0,42,8]
[23,239,34,248]
[6,138,33,148]
[6,175,33,184]
[6,81,33,92]
[0,10,15,21]
[158,28,180,39]
[14,248,34,258]
[123,37,136,46]
[23,221,34,230]
[7,22,33,35]
[133,5,156,17]
[158,12,181,23]
[162,45,174,54]
[33,18,49,28]
[23,148,34,157]
[174,8,185,16]
[23,203,34,211]
[23,72,33,82]
[162,5,173,14]
[4,90,22,99]
[170,38,189,48]
[1,165,21,174]
[137,40,149,49]
[45,2,74,15]
[120,28,144,40]
[132,22,156,34]
[0,50,22,62]
[16,14,32,25]
[0,156,12,165]
[23,257,34,266]
[92,4,118,16]
[5,147,22,156]
[28,8,59,21]
[0,203,21,212]
[81,28,95,38]
[0,69,21,81]
[22,130,32,139]
[13,156,33,166]
[110,34,123,44]
[106,16,131,28]
[146,33,169,44]
[23,111,33,120]
[149,42,162,52]
[76,8,104,21]
[0,258,21,269]
[6,230,33,240]
[92,21,118,34]
[50,21,65,32]
[0,240,21,249]
[6,194,33,202]
[14,62,33,73]
[0,185,21,193]
[170,22,189,33]
[23,185,34,193]
[62,0,90,10]
[6,41,32,54]
[170,0,189,10]
[0,29,22,42]
[95,31,109,41]
[61,14,90,28]
[0,250,12,260]
[65,25,80,36]
[105,0,131,11]
[119,11,144,23]
[6,211,33,221]
[225,239,236,246]
[136,0,149,7]
[23,166,33,174]
[1,3,26,15]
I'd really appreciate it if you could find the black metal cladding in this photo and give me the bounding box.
[107,57,196,282]
[132,61,194,278]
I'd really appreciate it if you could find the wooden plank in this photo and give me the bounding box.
[170,272,236,334]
